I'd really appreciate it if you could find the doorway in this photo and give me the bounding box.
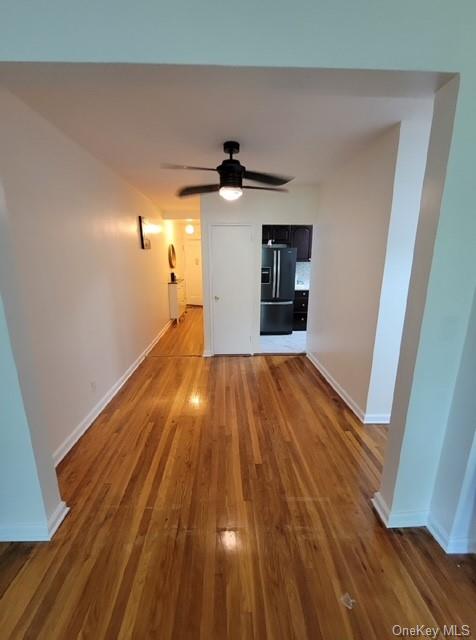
[184,233,203,306]
[260,224,313,354]
[155,219,205,356]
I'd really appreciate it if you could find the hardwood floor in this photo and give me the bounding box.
[149,306,204,357]
[0,309,475,639]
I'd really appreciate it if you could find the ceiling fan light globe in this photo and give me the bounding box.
[219,186,243,201]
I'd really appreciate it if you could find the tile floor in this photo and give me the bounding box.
[259,331,307,354]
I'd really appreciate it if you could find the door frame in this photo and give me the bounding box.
[203,222,261,356]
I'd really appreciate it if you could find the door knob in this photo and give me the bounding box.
[214,295,220,301]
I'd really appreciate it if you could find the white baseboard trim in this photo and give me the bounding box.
[0,521,50,542]
[52,320,172,466]
[146,320,173,355]
[202,350,213,357]
[0,500,69,542]
[306,353,390,424]
[371,492,428,528]
[47,500,70,538]
[427,517,450,552]
[364,413,391,425]
[446,536,476,554]
[427,516,476,554]
[373,494,475,554]
[388,510,429,528]
[371,491,390,526]
[306,353,366,422]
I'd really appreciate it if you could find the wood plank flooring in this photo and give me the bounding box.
[149,306,204,357]
[0,309,475,639]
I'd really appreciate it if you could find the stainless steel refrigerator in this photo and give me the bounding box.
[260,246,297,334]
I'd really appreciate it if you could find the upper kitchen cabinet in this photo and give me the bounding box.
[291,225,313,261]
[261,225,274,244]
[262,225,313,261]
[262,224,292,245]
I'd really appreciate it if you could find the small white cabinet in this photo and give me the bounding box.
[168,279,186,322]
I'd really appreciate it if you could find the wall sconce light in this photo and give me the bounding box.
[139,216,162,250]
[185,224,195,235]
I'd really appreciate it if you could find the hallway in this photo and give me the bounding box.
[0,313,475,639]
[149,307,204,357]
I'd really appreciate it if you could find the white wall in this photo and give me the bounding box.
[307,111,432,423]
[307,127,401,421]
[0,293,64,540]
[0,89,175,469]
[201,186,319,354]
[428,287,476,552]
[448,434,476,553]
[366,114,432,420]
[377,78,461,530]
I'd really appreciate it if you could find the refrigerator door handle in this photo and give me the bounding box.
[261,301,293,305]
[277,251,281,298]
[272,250,277,298]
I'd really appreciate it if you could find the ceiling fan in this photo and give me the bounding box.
[163,140,294,201]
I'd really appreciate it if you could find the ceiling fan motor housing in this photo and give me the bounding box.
[223,140,240,157]
[217,159,245,189]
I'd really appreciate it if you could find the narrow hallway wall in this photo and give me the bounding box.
[0,89,174,465]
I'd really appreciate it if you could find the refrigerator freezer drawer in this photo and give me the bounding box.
[260,301,293,335]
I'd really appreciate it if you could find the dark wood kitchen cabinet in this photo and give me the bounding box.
[291,225,313,261]
[293,290,309,330]
[262,224,292,245]
[262,225,312,261]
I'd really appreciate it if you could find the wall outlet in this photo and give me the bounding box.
[90,381,97,393]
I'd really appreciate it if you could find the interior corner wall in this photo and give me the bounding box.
[307,126,401,422]
[378,76,461,529]
[428,287,476,552]
[447,433,476,553]
[365,112,433,421]
[0,89,172,466]
[0,293,56,540]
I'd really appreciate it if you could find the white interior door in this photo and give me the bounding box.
[210,224,254,354]
[184,238,203,305]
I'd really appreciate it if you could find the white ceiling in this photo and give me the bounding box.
[0,64,449,216]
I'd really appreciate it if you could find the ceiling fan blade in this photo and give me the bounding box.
[162,163,216,171]
[177,184,220,197]
[244,170,293,186]
[243,186,288,193]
